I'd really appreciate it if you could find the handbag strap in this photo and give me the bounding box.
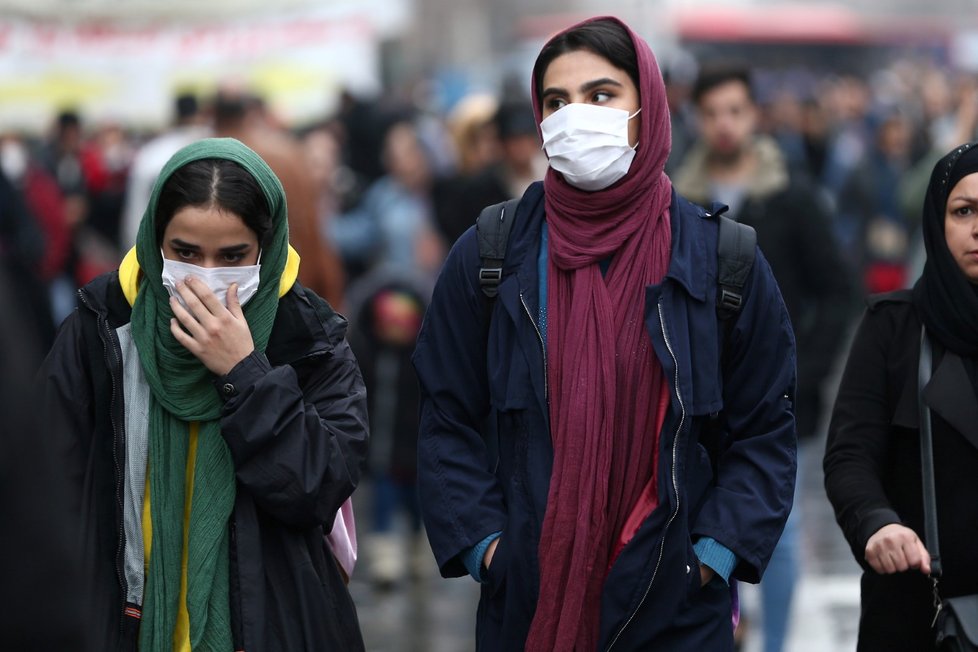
[919,327,943,579]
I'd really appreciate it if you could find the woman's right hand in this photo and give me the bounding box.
[864,524,931,575]
[483,537,500,570]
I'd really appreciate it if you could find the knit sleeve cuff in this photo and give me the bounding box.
[693,537,738,584]
[461,532,501,583]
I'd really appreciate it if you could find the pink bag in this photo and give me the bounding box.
[325,498,358,582]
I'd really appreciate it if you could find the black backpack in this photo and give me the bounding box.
[476,198,756,322]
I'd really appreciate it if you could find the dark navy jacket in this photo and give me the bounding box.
[413,181,797,651]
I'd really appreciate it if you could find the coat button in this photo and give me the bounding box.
[222,383,235,397]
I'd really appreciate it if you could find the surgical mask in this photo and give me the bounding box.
[539,103,641,191]
[161,251,261,310]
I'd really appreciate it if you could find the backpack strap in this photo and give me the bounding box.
[716,213,756,321]
[476,198,521,299]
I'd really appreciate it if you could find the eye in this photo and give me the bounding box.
[952,205,976,217]
[591,90,613,103]
[545,97,567,112]
[174,248,197,261]
[221,252,246,264]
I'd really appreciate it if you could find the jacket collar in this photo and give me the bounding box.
[672,135,790,206]
[664,190,710,303]
[892,343,978,452]
[925,350,978,451]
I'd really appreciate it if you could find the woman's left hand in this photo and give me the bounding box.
[699,563,715,587]
[170,277,255,376]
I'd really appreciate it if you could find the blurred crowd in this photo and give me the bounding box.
[4,57,978,349]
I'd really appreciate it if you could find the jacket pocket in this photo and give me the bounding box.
[484,533,509,598]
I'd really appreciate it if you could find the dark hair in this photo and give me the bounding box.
[532,18,640,111]
[174,93,199,122]
[494,100,537,140]
[691,63,755,106]
[155,158,272,248]
[56,110,80,131]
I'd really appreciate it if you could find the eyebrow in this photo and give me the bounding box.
[541,77,625,98]
[169,238,251,253]
[949,195,978,203]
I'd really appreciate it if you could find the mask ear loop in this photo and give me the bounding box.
[628,108,642,150]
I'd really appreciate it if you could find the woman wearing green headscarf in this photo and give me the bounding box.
[38,138,368,651]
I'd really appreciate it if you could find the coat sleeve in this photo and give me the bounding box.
[823,306,903,570]
[411,229,507,578]
[217,338,369,530]
[691,248,798,584]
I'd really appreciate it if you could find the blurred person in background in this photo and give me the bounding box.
[333,118,444,586]
[122,92,212,248]
[446,93,500,178]
[331,119,445,281]
[673,63,852,652]
[837,105,917,293]
[414,16,796,651]
[83,119,134,252]
[214,85,346,308]
[301,123,363,267]
[820,74,874,203]
[37,138,368,651]
[346,274,430,589]
[431,93,500,245]
[661,47,699,176]
[434,99,546,246]
[824,141,978,650]
[0,261,89,650]
[0,133,62,347]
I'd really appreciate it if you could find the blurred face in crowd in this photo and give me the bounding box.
[540,49,641,148]
[303,128,341,189]
[877,114,912,161]
[696,79,758,164]
[945,172,978,284]
[383,122,431,192]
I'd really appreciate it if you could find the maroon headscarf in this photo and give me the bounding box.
[526,15,674,651]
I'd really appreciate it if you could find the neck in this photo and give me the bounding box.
[706,147,755,184]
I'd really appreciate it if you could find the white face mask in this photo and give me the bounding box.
[539,103,641,192]
[161,251,262,310]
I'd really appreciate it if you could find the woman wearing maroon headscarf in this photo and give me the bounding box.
[413,16,797,651]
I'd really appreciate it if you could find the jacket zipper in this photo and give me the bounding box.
[605,299,685,650]
[519,292,548,399]
[80,291,129,640]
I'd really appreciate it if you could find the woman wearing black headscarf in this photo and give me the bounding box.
[824,142,978,650]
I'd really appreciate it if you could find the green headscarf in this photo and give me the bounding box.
[131,138,288,651]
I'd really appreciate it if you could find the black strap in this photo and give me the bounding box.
[477,198,520,299]
[919,328,943,579]
[717,214,756,321]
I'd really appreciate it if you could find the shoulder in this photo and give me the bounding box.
[866,289,914,312]
[856,290,919,347]
[268,283,349,363]
[78,270,132,328]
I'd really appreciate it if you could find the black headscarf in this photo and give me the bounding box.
[912,142,978,357]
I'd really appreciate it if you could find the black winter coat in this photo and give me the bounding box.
[824,290,978,651]
[38,271,369,651]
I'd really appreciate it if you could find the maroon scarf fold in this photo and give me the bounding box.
[525,16,674,651]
